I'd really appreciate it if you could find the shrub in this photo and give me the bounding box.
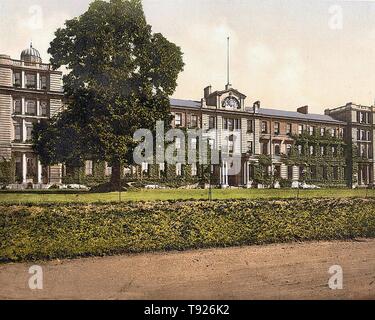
[0,198,374,262]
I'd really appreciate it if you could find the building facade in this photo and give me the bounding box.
[0,47,374,188]
[169,84,359,188]
[0,45,63,187]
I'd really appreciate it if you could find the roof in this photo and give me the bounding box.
[257,108,345,124]
[169,98,345,124]
[170,98,201,109]
[21,43,42,62]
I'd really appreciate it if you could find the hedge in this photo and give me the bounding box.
[1,198,375,262]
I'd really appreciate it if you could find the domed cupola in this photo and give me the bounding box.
[20,42,42,63]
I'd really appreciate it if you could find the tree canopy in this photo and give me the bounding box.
[33,0,184,185]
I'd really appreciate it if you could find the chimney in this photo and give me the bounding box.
[204,85,212,99]
[324,109,330,115]
[253,100,260,113]
[297,105,308,114]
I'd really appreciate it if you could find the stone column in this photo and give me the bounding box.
[21,70,25,88]
[37,158,43,184]
[22,153,27,183]
[36,99,40,116]
[36,73,40,90]
[21,97,25,115]
[22,119,26,142]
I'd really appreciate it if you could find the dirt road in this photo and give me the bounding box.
[1,239,374,300]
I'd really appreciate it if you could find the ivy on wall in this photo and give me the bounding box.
[282,132,347,185]
[0,158,16,185]
[62,161,109,186]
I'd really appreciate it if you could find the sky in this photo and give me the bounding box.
[1,0,375,113]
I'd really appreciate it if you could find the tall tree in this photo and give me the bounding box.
[34,0,184,187]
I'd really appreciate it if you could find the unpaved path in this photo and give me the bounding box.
[1,239,374,300]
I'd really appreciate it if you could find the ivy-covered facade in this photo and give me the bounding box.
[55,87,375,189]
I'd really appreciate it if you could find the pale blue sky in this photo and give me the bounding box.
[1,0,375,112]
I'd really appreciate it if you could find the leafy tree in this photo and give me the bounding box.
[33,0,184,187]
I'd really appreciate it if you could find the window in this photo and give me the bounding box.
[247,120,253,133]
[248,141,253,154]
[25,73,36,89]
[332,146,337,156]
[227,118,234,131]
[105,162,112,176]
[40,75,48,90]
[191,163,197,176]
[320,127,325,136]
[13,99,22,114]
[310,145,314,155]
[234,118,241,130]
[159,163,165,172]
[142,162,148,173]
[361,130,366,141]
[175,137,181,149]
[14,123,21,141]
[321,146,325,156]
[85,161,93,175]
[286,144,292,155]
[174,113,182,126]
[286,123,292,135]
[274,165,281,178]
[190,138,197,150]
[331,128,336,137]
[339,128,344,138]
[40,101,48,116]
[26,100,36,115]
[261,121,268,134]
[13,72,21,87]
[298,125,303,135]
[361,144,366,157]
[299,166,305,179]
[333,166,339,180]
[274,143,280,155]
[358,111,369,124]
[367,131,371,141]
[176,163,182,176]
[311,166,317,180]
[209,116,215,129]
[274,122,280,135]
[190,115,198,128]
[228,135,234,153]
[288,166,293,180]
[298,145,302,155]
[262,142,268,155]
[308,126,314,135]
[26,124,33,141]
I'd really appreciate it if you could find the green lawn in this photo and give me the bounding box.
[0,188,374,204]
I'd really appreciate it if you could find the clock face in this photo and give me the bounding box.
[223,96,240,109]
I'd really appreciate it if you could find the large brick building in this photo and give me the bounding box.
[0,46,374,188]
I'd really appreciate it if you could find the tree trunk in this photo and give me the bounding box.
[110,161,122,188]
